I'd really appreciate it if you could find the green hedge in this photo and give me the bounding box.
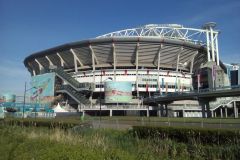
[132,126,240,145]
[0,118,91,130]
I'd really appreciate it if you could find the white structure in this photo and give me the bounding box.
[24,23,224,117]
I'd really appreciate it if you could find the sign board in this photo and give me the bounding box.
[104,81,132,103]
[31,73,55,104]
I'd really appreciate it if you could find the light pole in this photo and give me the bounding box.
[23,82,37,119]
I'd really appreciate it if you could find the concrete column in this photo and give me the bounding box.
[225,107,228,118]
[182,110,185,117]
[147,109,149,117]
[233,101,238,118]
[220,108,223,118]
[214,111,217,118]
[82,111,85,117]
[206,102,211,118]
[201,104,206,118]
[211,111,214,118]
[165,104,168,117]
[110,109,113,117]
[160,104,164,117]
[157,106,161,117]
[236,106,239,118]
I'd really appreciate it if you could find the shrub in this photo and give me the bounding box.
[132,126,240,145]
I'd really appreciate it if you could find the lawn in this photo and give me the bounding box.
[0,121,239,160]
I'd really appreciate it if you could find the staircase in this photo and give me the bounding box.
[56,85,91,106]
[210,96,240,111]
[49,67,93,106]
[50,67,94,91]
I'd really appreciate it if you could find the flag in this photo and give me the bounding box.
[181,71,185,78]
[146,82,149,92]
[178,79,181,92]
[166,82,168,94]
[167,71,170,76]
[162,78,164,93]
[101,70,105,76]
[147,70,149,75]
[197,74,201,88]
[124,70,127,75]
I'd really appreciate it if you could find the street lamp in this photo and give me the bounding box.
[23,82,37,119]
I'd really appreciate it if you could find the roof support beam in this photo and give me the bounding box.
[89,45,99,65]
[176,47,183,72]
[112,43,116,81]
[45,56,54,66]
[56,52,66,67]
[89,45,96,83]
[70,48,84,67]
[175,47,183,92]
[33,70,36,76]
[190,51,198,74]
[73,54,78,73]
[157,44,163,94]
[35,59,44,71]
[157,44,163,71]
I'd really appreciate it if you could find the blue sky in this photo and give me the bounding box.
[0,0,240,95]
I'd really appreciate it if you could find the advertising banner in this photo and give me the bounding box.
[31,73,55,104]
[104,81,132,103]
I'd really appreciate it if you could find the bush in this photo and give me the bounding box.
[132,126,240,145]
[1,118,92,130]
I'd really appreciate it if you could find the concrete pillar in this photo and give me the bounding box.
[202,104,206,118]
[214,111,217,118]
[157,108,161,117]
[82,111,85,117]
[220,107,223,118]
[147,109,149,117]
[182,110,185,117]
[225,107,228,118]
[233,101,238,118]
[206,102,211,118]
[160,104,164,117]
[110,109,112,117]
[211,111,214,118]
[165,104,168,117]
[236,106,239,119]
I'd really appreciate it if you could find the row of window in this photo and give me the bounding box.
[74,73,190,79]
[95,84,188,89]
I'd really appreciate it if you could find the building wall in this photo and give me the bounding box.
[73,69,192,93]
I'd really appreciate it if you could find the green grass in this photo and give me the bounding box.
[0,124,240,160]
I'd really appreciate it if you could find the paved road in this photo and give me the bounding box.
[91,119,240,130]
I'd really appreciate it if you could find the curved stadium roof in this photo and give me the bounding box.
[24,24,209,75]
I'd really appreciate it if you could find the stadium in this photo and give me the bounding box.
[23,23,233,117]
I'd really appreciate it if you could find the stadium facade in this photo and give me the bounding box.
[24,23,233,117]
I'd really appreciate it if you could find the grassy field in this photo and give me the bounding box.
[0,122,240,160]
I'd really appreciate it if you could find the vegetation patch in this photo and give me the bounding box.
[132,125,240,145]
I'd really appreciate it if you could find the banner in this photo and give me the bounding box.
[161,78,164,92]
[31,73,55,104]
[104,81,132,103]
[197,74,201,89]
